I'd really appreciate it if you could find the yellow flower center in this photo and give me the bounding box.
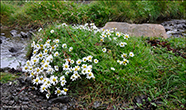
[45,64,48,67]
[25,67,28,70]
[75,68,78,71]
[65,65,68,68]
[57,90,61,94]
[35,79,39,82]
[64,89,68,92]
[89,74,92,76]
[37,69,40,72]
[31,72,34,76]
[42,87,45,90]
[53,78,56,82]
[40,77,43,80]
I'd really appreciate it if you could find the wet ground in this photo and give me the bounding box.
[0,28,31,69]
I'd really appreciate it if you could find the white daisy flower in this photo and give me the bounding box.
[54,65,59,71]
[100,38,104,42]
[63,63,69,70]
[119,42,127,47]
[54,39,59,43]
[129,52,134,57]
[112,27,117,31]
[50,30,54,33]
[82,57,87,62]
[43,63,50,70]
[81,64,87,69]
[124,34,130,39]
[55,87,62,96]
[87,55,93,62]
[70,60,74,64]
[73,66,80,72]
[40,85,47,93]
[39,76,44,84]
[69,47,73,52]
[60,76,65,81]
[29,71,35,77]
[46,67,55,74]
[81,69,87,75]
[94,59,99,64]
[111,67,115,71]
[43,49,48,54]
[102,48,107,53]
[61,80,66,87]
[50,75,58,85]
[86,72,95,79]
[38,28,42,32]
[32,50,38,55]
[113,37,117,40]
[116,32,121,37]
[31,41,35,47]
[70,74,77,81]
[23,65,29,72]
[38,53,43,59]
[62,43,67,48]
[33,77,40,85]
[46,93,50,99]
[76,59,82,65]
[62,23,67,26]
[121,53,127,58]
[65,71,70,75]
[54,51,59,57]
[62,88,68,95]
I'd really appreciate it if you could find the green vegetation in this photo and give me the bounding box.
[1,1,185,27]
[25,23,186,109]
[0,72,20,83]
[1,1,185,109]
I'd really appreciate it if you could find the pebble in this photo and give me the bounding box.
[22,101,29,105]
[8,100,15,105]
[23,97,29,101]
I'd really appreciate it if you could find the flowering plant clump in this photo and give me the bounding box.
[23,23,134,99]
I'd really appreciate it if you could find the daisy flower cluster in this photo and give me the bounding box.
[23,25,99,99]
[23,23,134,99]
[98,27,134,67]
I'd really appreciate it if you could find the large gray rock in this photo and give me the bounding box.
[102,22,168,39]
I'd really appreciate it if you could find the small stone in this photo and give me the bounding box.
[36,99,41,103]
[60,105,67,110]
[48,107,52,110]
[1,33,5,36]
[22,101,29,105]
[24,97,29,101]
[3,100,8,104]
[8,100,14,105]
[52,107,59,110]
[48,96,70,104]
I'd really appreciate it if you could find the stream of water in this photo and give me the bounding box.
[0,28,30,69]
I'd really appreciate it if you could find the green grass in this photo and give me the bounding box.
[1,1,185,27]
[25,23,186,109]
[0,72,20,83]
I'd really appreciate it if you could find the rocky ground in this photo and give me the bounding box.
[0,75,79,110]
